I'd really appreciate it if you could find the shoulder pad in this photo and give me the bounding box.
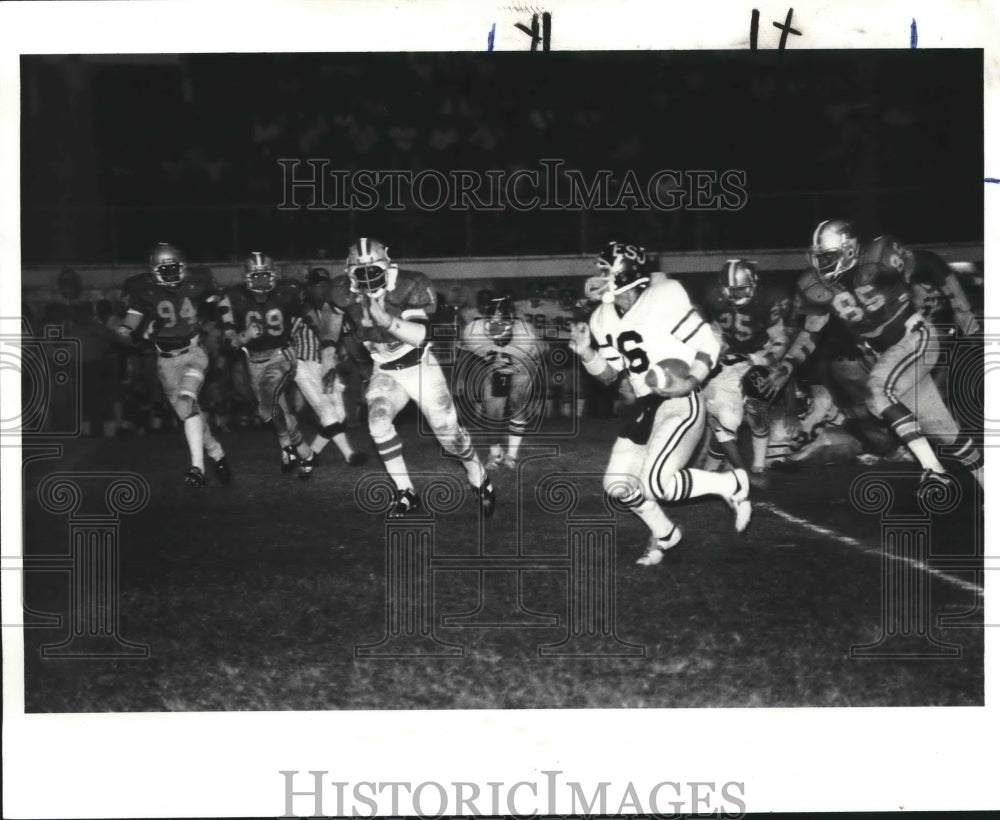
[796,269,832,304]
[329,275,355,308]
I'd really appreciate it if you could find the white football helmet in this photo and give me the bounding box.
[346,237,398,295]
[720,259,757,307]
[809,219,860,283]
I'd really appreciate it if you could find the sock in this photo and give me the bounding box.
[751,431,769,472]
[201,412,224,461]
[620,485,675,540]
[183,414,205,471]
[373,431,413,491]
[660,468,739,502]
[507,434,523,459]
[311,434,330,454]
[907,437,946,474]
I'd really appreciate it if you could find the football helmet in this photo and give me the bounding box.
[346,237,397,295]
[476,288,495,316]
[484,295,515,345]
[150,243,186,289]
[809,219,860,283]
[244,251,277,294]
[596,241,650,303]
[720,259,757,307]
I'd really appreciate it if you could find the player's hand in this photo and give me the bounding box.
[367,295,392,328]
[584,275,611,304]
[760,361,792,400]
[322,368,340,394]
[244,320,264,342]
[568,321,592,356]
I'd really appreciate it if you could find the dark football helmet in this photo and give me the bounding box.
[720,259,758,308]
[596,241,650,302]
[150,243,187,289]
[244,251,276,295]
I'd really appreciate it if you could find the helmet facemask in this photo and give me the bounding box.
[150,243,186,289]
[485,298,515,346]
[244,252,276,295]
[346,238,396,297]
[810,221,860,283]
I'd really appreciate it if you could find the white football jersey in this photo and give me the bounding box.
[589,278,719,398]
[459,317,543,375]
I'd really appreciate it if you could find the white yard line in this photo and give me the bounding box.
[756,501,985,597]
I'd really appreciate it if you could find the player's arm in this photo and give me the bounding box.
[761,298,828,397]
[912,253,980,335]
[663,282,719,388]
[749,296,792,367]
[369,281,434,348]
[569,321,617,386]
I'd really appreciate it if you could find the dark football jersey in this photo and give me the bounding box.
[121,268,218,344]
[224,279,304,353]
[316,269,437,366]
[794,234,913,350]
[704,283,791,356]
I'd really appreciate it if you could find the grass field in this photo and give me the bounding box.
[21,417,984,711]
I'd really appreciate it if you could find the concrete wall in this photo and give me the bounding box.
[20,243,984,301]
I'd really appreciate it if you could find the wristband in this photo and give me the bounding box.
[582,352,608,376]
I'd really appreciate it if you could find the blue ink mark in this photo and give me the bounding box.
[985,178,1000,184]
[488,23,496,51]
[910,18,917,48]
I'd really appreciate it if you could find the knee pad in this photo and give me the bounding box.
[865,386,891,418]
[603,474,641,503]
[175,394,198,420]
[367,398,395,439]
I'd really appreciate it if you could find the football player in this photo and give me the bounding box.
[515,281,577,420]
[701,259,792,487]
[458,294,544,469]
[319,238,496,518]
[119,243,231,487]
[763,220,984,494]
[570,242,752,568]
[219,252,315,479]
[293,267,366,467]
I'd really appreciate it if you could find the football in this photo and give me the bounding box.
[644,358,691,391]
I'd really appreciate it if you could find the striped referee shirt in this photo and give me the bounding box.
[292,317,321,363]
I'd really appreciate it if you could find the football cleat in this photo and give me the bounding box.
[500,454,518,471]
[916,469,952,502]
[748,466,769,490]
[387,488,420,519]
[297,454,316,480]
[635,526,683,567]
[347,451,369,466]
[485,449,504,470]
[475,477,497,517]
[183,466,206,488]
[280,446,299,474]
[210,456,232,485]
[724,468,752,532]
